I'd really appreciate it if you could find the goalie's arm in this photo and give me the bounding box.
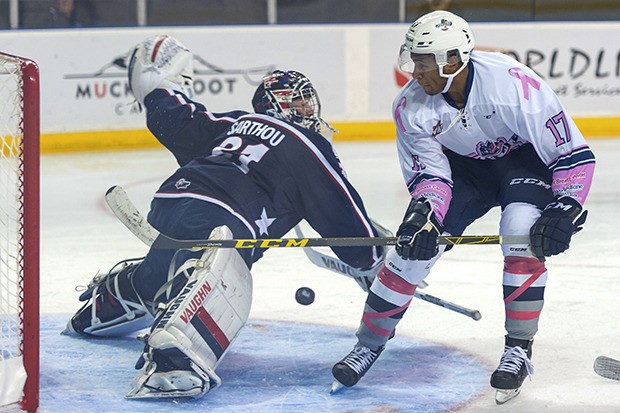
[128,35,246,167]
[290,138,385,270]
[144,89,246,166]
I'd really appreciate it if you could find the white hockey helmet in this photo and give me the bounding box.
[401,11,475,78]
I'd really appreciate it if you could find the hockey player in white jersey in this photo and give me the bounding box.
[332,11,595,404]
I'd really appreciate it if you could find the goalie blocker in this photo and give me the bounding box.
[127,226,253,399]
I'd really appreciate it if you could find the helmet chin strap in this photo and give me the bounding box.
[439,62,468,94]
[441,75,455,94]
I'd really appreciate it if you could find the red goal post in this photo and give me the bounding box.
[0,52,40,413]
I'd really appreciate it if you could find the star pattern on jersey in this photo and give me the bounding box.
[254,208,276,236]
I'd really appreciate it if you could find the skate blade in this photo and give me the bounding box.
[330,380,345,394]
[126,383,207,399]
[126,371,210,399]
[494,388,521,404]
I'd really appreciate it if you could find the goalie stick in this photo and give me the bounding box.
[104,186,530,250]
[105,185,481,319]
[593,356,620,381]
[293,225,480,321]
[103,184,480,321]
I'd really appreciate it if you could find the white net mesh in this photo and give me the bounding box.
[0,55,27,410]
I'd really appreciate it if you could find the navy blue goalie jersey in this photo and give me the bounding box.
[144,88,383,270]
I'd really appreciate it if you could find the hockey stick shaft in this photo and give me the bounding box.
[105,186,529,249]
[414,291,481,320]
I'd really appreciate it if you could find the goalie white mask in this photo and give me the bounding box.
[251,70,334,139]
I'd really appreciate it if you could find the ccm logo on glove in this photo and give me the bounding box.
[529,196,587,261]
[395,198,444,261]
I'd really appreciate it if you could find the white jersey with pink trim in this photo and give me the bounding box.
[393,51,595,221]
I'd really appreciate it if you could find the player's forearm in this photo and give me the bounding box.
[549,145,596,204]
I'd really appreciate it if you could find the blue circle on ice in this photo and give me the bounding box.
[41,316,490,413]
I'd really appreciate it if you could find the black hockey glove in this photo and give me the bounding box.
[395,198,443,261]
[530,196,588,261]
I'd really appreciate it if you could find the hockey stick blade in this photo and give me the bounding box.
[593,356,620,381]
[293,225,430,286]
[105,185,529,249]
[293,225,480,321]
[105,186,158,247]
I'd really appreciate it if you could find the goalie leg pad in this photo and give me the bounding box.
[128,34,194,104]
[127,226,253,399]
[65,258,155,337]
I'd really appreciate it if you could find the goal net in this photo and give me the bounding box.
[0,52,40,413]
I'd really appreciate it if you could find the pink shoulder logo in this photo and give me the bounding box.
[509,67,540,100]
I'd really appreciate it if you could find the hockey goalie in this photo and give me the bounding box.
[63,34,385,399]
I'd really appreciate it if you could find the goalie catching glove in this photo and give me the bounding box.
[395,198,444,261]
[128,34,194,105]
[529,195,587,261]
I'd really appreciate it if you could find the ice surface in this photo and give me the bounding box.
[42,317,488,412]
[39,140,620,412]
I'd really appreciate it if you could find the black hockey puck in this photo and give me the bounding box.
[295,287,315,305]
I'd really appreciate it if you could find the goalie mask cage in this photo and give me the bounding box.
[0,53,40,413]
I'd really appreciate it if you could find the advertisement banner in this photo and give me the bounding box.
[0,21,617,147]
[370,22,620,118]
[0,26,347,134]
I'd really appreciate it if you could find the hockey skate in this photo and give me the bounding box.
[331,343,384,393]
[63,259,154,337]
[490,336,534,404]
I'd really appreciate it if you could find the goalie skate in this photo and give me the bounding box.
[64,258,154,337]
[126,357,212,399]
